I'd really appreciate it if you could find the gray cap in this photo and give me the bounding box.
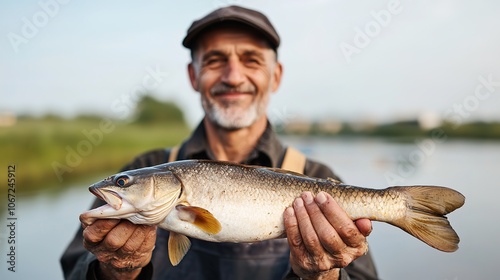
[182,5,280,50]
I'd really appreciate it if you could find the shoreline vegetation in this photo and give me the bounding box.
[275,119,500,141]
[1,96,190,193]
[2,95,500,193]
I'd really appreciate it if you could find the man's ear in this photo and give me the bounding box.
[188,63,199,91]
[271,61,283,93]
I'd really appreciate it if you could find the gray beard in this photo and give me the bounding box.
[202,97,267,130]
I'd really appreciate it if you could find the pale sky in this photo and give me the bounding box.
[1,0,500,126]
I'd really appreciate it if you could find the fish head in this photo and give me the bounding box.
[80,166,183,226]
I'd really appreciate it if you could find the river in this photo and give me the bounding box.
[1,137,498,279]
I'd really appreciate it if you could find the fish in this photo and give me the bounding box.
[80,160,465,266]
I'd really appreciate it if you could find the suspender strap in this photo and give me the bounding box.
[168,145,180,162]
[281,147,306,174]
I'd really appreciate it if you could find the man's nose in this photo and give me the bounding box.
[221,58,245,86]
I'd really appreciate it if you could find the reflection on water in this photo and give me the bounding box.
[1,138,498,280]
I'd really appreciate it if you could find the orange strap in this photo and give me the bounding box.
[280,147,306,174]
[168,145,180,162]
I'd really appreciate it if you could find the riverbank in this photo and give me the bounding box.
[0,117,190,193]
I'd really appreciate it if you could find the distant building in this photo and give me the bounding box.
[282,118,312,134]
[418,111,442,130]
[316,120,343,134]
[0,112,16,127]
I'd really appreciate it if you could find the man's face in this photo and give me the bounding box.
[188,25,282,130]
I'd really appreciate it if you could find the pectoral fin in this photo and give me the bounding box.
[168,232,191,266]
[176,205,222,234]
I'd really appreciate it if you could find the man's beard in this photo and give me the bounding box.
[202,83,268,130]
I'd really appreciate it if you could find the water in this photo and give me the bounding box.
[0,186,94,280]
[0,137,498,280]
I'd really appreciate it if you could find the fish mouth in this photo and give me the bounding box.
[90,186,123,210]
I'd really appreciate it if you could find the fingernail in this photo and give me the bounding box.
[294,197,304,208]
[285,207,295,217]
[315,192,327,204]
[301,192,313,204]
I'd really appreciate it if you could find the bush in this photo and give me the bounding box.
[133,95,185,125]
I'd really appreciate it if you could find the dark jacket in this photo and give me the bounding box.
[61,121,378,280]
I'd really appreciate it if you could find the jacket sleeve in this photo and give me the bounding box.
[59,149,169,279]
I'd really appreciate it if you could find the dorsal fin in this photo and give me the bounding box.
[327,177,342,185]
[262,167,309,178]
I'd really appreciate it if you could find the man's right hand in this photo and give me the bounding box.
[80,218,157,280]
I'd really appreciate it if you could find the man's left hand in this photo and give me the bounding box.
[284,191,372,279]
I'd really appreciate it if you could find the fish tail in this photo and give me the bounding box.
[389,186,465,252]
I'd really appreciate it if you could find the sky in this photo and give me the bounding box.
[1,0,500,126]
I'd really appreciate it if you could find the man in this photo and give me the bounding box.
[61,5,378,280]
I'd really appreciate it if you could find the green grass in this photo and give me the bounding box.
[0,118,190,193]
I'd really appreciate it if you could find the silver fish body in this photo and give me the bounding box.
[81,160,465,265]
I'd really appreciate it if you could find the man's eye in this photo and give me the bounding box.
[205,58,224,66]
[244,58,260,65]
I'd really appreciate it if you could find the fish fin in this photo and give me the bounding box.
[176,205,222,234]
[390,186,465,252]
[326,177,342,185]
[262,167,308,177]
[168,232,191,266]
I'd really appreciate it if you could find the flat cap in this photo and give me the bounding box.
[182,5,280,50]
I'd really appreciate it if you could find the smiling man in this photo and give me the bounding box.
[188,21,282,163]
[61,5,378,280]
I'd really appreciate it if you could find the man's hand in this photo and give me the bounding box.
[80,218,157,280]
[284,191,372,280]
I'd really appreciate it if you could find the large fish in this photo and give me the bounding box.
[80,160,465,266]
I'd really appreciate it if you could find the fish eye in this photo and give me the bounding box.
[115,175,129,187]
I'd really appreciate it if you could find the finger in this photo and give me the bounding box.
[302,192,344,254]
[293,194,323,254]
[139,225,157,252]
[284,206,302,249]
[285,201,316,276]
[102,220,137,251]
[83,219,121,246]
[315,192,365,248]
[121,225,157,254]
[355,219,372,237]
